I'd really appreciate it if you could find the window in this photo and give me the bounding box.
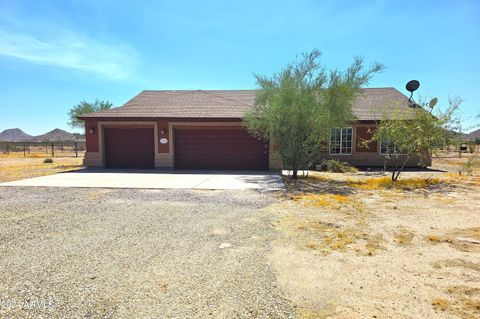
[330,127,352,155]
[380,139,404,155]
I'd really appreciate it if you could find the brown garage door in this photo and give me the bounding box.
[104,127,154,168]
[174,128,269,170]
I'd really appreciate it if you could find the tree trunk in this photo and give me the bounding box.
[391,155,410,182]
[292,169,298,180]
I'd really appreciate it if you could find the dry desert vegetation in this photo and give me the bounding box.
[269,152,480,318]
[0,152,84,183]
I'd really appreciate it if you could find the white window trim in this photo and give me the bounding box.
[329,127,353,155]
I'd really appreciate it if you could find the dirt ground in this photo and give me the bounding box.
[269,152,480,318]
[0,187,295,318]
[0,153,84,183]
[1,150,479,317]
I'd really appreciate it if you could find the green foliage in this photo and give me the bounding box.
[43,158,53,163]
[475,137,480,145]
[373,97,462,181]
[68,99,113,129]
[460,156,480,175]
[320,159,357,173]
[244,49,383,179]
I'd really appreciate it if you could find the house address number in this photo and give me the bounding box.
[160,138,168,144]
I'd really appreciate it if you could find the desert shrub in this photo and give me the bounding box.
[460,156,480,175]
[468,143,475,153]
[43,158,54,164]
[320,159,357,173]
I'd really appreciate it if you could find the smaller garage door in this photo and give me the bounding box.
[104,127,154,168]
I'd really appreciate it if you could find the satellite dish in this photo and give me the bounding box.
[405,80,420,103]
[406,80,420,93]
[429,97,438,108]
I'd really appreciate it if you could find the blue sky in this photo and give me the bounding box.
[0,0,479,135]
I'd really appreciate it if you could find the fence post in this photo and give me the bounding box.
[75,141,78,157]
[45,143,48,154]
[28,142,30,154]
[6,142,9,154]
[51,142,54,157]
[23,142,26,157]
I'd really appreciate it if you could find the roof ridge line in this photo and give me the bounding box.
[199,90,254,108]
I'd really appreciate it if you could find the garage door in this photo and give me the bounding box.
[174,128,269,170]
[104,127,154,168]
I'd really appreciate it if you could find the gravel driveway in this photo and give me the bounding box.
[0,187,295,318]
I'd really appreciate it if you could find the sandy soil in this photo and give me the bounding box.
[0,155,84,182]
[268,153,480,318]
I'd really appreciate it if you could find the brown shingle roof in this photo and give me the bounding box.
[78,88,415,120]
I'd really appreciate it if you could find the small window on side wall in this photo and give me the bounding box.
[330,127,352,155]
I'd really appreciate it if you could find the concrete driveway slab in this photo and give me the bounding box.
[0,169,285,190]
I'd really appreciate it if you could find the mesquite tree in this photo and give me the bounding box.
[68,99,113,129]
[244,49,383,179]
[373,97,462,181]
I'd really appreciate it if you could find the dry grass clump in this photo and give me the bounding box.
[347,176,442,190]
[297,219,385,256]
[426,234,452,243]
[296,220,359,253]
[303,226,359,253]
[453,228,480,253]
[292,194,351,207]
[433,259,480,272]
[432,286,480,319]
[324,228,357,251]
[455,227,480,241]
[432,298,450,311]
[427,227,480,253]
[441,171,480,187]
[394,228,415,246]
[365,233,386,255]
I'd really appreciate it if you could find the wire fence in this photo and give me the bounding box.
[0,141,86,158]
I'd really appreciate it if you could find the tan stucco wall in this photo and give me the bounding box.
[83,151,102,167]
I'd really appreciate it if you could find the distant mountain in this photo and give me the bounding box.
[0,128,84,142]
[0,128,34,141]
[34,128,78,142]
[468,128,480,140]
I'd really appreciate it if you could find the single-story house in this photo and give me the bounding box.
[78,88,429,170]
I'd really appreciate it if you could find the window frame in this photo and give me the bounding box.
[379,139,407,156]
[329,127,353,155]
